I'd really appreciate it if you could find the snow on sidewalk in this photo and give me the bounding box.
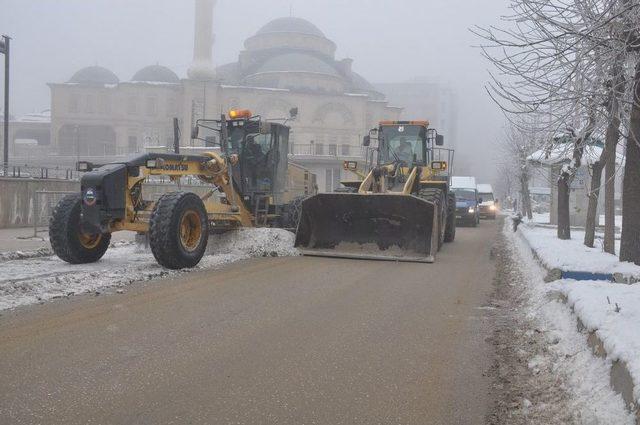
[0,228,299,311]
[549,280,640,408]
[518,223,640,278]
[506,220,635,423]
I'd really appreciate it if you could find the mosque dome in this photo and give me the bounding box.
[132,65,180,83]
[256,17,325,38]
[68,66,119,85]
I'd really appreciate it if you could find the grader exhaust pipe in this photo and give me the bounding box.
[294,193,439,262]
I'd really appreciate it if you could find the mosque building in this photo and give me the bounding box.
[46,0,401,192]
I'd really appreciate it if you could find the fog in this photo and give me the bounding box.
[0,0,510,182]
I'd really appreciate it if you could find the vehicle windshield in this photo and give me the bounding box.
[479,192,494,201]
[380,125,426,165]
[453,188,476,201]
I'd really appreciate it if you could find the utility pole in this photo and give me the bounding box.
[1,35,10,175]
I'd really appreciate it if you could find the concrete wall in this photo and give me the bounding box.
[0,178,216,229]
[0,178,79,228]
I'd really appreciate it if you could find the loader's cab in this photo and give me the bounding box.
[193,111,290,211]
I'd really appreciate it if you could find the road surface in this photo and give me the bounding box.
[0,220,500,424]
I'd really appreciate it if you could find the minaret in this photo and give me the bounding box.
[187,0,216,80]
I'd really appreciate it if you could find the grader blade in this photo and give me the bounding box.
[294,193,438,262]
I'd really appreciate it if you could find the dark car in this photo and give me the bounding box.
[452,187,480,227]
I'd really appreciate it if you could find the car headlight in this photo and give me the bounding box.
[468,208,475,214]
[489,205,496,211]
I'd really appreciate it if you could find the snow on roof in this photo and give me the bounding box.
[477,183,493,193]
[15,110,51,123]
[527,144,624,166]
[451,176,477,189]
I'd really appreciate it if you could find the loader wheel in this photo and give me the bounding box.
[49,193,111,264]
[149,192,208,269]
[418,188,445,250]
[444,192,456,243]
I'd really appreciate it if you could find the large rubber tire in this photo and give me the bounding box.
[49,193,111,264]
[418,188,445,250]
[149,192,209,269]
[444,191,456,242]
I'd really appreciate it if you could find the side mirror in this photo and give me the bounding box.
[435,134,444,146]
[495,199,499,204]
[191,125,199,139]
[362,135,371,147]
[289,107,299,120]
[479,197,483,203]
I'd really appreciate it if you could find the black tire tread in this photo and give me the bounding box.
[49,193,111,264]
[444,191,456,242]
[418,188,445,250]
[149,191,208,269]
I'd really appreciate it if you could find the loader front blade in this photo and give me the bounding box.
[294,193,438,262]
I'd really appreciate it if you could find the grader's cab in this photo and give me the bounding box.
[49,109,314,270]
[295,121,456,262]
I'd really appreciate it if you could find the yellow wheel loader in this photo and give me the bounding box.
[294,120,456,262]
[49,110,315,269]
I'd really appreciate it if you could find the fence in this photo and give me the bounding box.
[1,164,77,180]
[32,190,77,237]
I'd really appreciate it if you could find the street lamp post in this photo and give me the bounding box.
[1,35,10,175]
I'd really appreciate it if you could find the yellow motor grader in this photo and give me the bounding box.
[295,120,456,262]
[49,110,315,269]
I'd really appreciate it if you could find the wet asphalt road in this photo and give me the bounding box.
[0,219,500,425]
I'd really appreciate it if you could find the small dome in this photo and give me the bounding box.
[132,65,180,83]
[68,66,119,85]
[255,53,339,77]
[256,17,325,38]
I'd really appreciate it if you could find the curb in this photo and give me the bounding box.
[515,227,639,422]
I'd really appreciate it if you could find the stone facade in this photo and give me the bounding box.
[41,12,401,193]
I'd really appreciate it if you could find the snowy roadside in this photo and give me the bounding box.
[549,280,640,412]
[518,223,640,280]
[502,219,636,423]
[510,220,640,420]
[0,228,299,311]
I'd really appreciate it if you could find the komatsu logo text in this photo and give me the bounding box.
[161,163,188,171]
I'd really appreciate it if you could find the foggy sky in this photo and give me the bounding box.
[0,0,511,182]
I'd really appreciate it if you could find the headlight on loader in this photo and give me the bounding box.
[468,208,475,214]
[490,204,496,211]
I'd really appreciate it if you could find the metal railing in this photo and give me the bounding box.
[289,143,366,158]
[1,164,77,180]
[32,190,77,237]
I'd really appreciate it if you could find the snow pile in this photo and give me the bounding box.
[519,223,640,277]
[0,228,299,311]
[505,221,635,423]
[0,247,52,262]
[550,280,640,405]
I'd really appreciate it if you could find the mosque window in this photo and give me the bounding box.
[127,97,138,115]
[68,94,79,113]
[85,95,95,113]
[146,97,157,116]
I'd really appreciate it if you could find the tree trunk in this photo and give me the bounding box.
[584,160,604,247]
[603,57,625,255]
[620,61,640,265]
[604,110,621,254]
[519,172,532,220]
[557,176,571,239]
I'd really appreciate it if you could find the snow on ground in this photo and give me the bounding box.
[549,280,640,406]
[0,228,299,311]
[527,213,622,230]
[505,221,635,423]
[518,223,638,277]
